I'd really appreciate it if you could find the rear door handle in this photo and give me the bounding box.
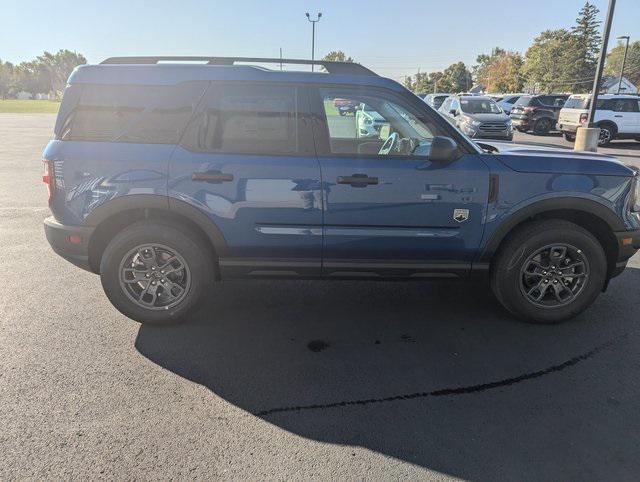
[192,170,234,183]
[337,173,379,187]
[614,115,623,118]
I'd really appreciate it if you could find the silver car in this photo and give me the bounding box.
[438,95,513,140]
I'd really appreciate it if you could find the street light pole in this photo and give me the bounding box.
[587,0,616,126]
[305,12,322,72]
[616,35,630,94]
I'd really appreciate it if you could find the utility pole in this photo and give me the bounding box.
[305,12,322,72]
[616,35,630,94]
[279,47,283,71]
[576,0,616,152]
[587,0,615,126]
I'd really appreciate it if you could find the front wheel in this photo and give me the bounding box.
[491,220,607,324]
[100,221,213,324]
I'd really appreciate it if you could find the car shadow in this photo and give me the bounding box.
[135,267,640,479]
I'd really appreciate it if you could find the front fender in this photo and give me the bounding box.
[477,194,625,264]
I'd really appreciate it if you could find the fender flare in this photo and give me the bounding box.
[85,194,229,256]
[478,196,624,263]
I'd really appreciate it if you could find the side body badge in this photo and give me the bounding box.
[453,208,470,223]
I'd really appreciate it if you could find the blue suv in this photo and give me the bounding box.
[43,57,640,324]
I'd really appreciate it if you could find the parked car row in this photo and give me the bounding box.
[420,91,640,146]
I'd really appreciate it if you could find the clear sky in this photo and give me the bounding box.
[2,0,639,80]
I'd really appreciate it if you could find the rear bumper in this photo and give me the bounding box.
[44,216,95,272]
[511,117,531,128]
[611,228,640,277]
[558,122,580,134]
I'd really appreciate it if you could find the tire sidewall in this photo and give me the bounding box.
[494,224,606,323]
[100,222,212,324]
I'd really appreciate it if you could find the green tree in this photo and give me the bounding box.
[36,50,86,97]
[522,29,577,92]
[322,51,354,63]
[570,2,601,90]
[0,59,15,99]
[14,61,51,97]
[605,40,640,88]
[474,48,523,92]
[440,62,473,92]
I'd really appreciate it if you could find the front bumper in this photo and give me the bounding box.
[611,228,640,277]
[44,216,95,272]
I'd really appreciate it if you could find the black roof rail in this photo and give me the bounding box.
[100,56,377,76]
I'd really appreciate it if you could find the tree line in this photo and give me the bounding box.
[0,50,86,100]
[402,2,639,94]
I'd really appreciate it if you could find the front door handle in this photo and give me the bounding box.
[336,173,379,187]
[192,170,234,183]
[614,115,623,118]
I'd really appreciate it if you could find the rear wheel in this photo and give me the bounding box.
[100,221,213,324]
[491,220,607,324]
[563,132,576,142]
[532,117,552,135]
[597,123,616,147]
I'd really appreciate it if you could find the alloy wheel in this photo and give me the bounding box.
[118,243,191,310]
[519,244,589,308]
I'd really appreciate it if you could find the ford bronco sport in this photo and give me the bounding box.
[43,57,640,324]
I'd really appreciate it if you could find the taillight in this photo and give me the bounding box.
[42,159,55,203]
[579,113,588,124]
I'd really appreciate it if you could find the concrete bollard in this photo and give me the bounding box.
[574,127,600,152]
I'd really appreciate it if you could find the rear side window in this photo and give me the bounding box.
[181,83,306,155]
[611,99,640,113]
[56,82,207,144]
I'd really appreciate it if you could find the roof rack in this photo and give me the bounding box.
[100,56,377,76]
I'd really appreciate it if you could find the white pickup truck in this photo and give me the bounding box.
[558,94,640,146]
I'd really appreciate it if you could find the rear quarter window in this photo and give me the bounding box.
[56,82,207,144]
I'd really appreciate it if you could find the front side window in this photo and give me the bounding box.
[181,83,303,155]
[319,88,438,157]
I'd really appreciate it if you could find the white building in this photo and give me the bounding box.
[600,76,638,94]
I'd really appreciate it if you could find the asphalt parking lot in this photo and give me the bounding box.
[2,113,640,479]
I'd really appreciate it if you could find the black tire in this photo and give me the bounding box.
[532,117,552,135]
[596,122,617,147]
[515,126,527,133]
[100,221,213,324]
[491,219,607,324]
[563,132,576,142]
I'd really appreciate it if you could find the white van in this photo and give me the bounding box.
[558,94,640,146]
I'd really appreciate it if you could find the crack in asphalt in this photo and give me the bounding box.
[256,334,625,417]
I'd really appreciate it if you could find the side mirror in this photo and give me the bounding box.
[428,136,458,163]
[450,109,457,116]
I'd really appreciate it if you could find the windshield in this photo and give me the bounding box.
[459,98,502,114]
[514,96,533,107]
[563,97,589,109]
